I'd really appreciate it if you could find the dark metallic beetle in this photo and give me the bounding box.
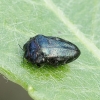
[23,35,81,66]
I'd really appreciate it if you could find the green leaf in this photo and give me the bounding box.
[0,0,100,100]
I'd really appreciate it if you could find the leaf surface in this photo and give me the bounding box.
[0,0,100,100]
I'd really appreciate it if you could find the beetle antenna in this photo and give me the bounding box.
[18,44,24,51]
[18,44,25,65]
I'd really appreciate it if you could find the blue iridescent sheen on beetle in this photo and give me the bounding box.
[23,35,81,66]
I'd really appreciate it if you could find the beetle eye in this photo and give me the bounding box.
[23,43,28,50]
[24,51,30,59]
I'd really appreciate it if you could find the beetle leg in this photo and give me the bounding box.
[49,59,59,66]
[36,63,42,67]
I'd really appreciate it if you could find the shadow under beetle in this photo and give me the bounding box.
[23,35,81,66]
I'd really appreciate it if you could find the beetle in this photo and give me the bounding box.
[23,35,81,66]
